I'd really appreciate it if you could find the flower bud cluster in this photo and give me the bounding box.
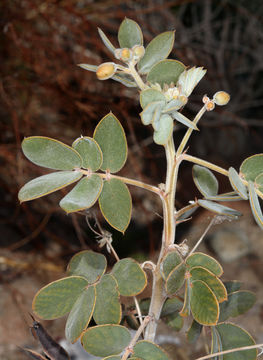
[114,44,145,64]
[202,91,230,111]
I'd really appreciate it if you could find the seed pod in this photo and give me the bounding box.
[30,315,70,360]
[213,91,230,106]
[96,62,116,80]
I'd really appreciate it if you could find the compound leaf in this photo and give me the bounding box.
[22,136,82,170]
[81,325,131,357]
[18,171,82,202]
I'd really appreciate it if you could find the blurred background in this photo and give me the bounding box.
[1,0,263,359]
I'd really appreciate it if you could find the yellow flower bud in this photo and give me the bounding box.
[120,48,132,62]
[132,45,145,60]
[96,62,116,80]
[213,91,230,106]
[205,101,215,111]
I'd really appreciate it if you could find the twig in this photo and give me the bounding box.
[187,216,216,257]
[195,343,263,360]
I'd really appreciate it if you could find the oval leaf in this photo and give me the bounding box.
[228,167,248,200]
[65,285,96,343]
[248,181,263,230]
[190,280,219,326]
[193,165,219,197]
[146,60,185,87]
[118,18,143,48]
[165,262,186,295]
[59,174,103,213]
[134,340,171,360]
[111,258,147,296]
[99,178,132,233]
[138,31,175,74]
[67,250,107,284]
[32,276,89,319]
[190,266,227,303]
[81,324,131,357]
[72,137,102,171]
[161,251,182,280]
[219,290,256,322]
[22,136,82,170]
[215,323,257,360]
[153,114,174,145]
[93,274,121,325]
[206,193,243,202]
[140,89,166,109]
[18,171,82,202]
[186,252,223,277]
[102,357,121,360]
[240,154,263,182]
[197,199,242,218]
[93,113,127,173]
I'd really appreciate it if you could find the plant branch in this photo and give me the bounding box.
[187,216,216,257]
[121,316,151,360]
[183,154,229,176]
[195,343,263,360]
[128,62,147,91]
[78,169,161,197]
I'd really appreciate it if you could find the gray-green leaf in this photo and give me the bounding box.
[138,31,175,74]
[59,174,103,213]
[118,18,143,48]
[18,171,82,202]
[22,136,82,170]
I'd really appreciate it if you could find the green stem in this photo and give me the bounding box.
[144,136,181,341]
[128,62,147,91]
[78,169,161,196]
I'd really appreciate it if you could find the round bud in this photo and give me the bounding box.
[213,91,230,106]
[120,48,133,62]
[114,48,122,60]
[132,45,145,60]
[96,62,116,80]
[202,95,210,104]
[205,101,215,111]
